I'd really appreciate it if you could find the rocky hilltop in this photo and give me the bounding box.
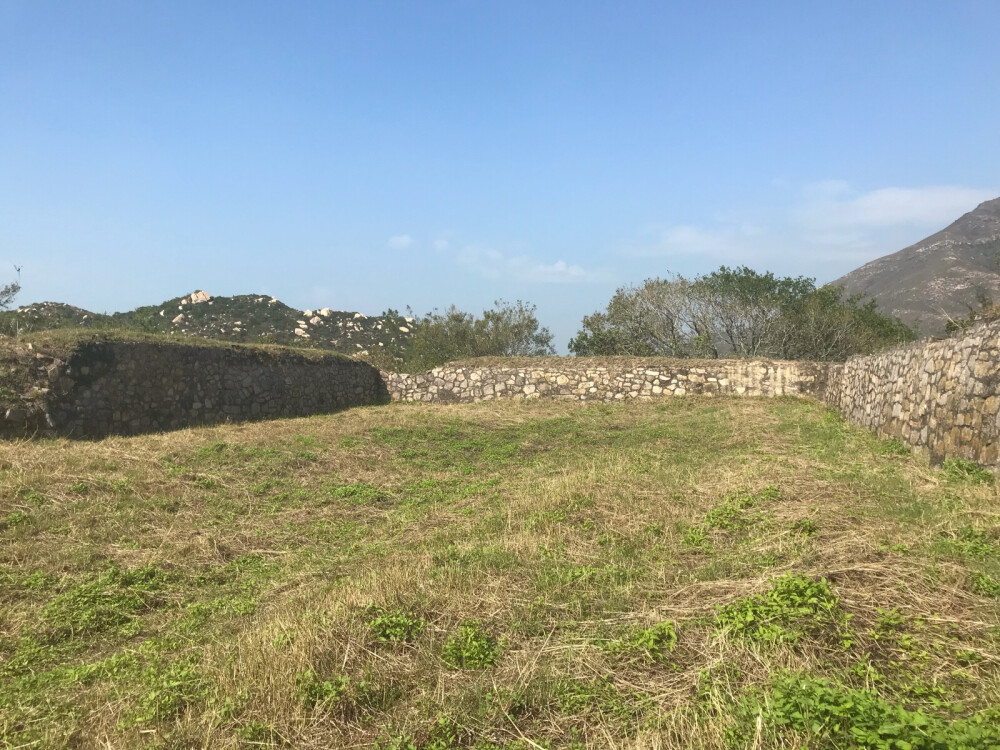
[832,197,1000,336]
[0,292,414,360]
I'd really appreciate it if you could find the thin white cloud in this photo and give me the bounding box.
[387,234,414,250]
[798,184,996,230]
[458,244,605,283]
[433,238,450,252]
[621,223,764,259]
[514,259,601,283]
[618,183,997,274]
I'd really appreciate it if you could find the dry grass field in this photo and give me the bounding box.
[2,396,999,748]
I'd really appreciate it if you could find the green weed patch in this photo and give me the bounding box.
[735,672,1000,749]
[942,459,994,485]
[603,621,678,663]
[715,573,850,646]
[367,606,426,643]
[39,565,167,643]
[441,621,503,669]
[970,571,1000,599]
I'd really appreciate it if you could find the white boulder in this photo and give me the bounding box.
[181,290,211,305]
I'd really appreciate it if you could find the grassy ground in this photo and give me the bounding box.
[1,397,998,749]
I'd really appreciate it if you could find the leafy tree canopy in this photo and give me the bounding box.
[404,299,555,370]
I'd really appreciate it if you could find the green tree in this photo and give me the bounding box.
[570,266,914,361]
[696,266,814,357]
[772,286,915,360]
[569,275,715,357]
[405,299,554,370]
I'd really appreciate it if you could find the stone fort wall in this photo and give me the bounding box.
[3,323,999,468]
[1,339,386,438]
[382,322,1000,468]
[381,358,830,402]
[823,320,1000,467]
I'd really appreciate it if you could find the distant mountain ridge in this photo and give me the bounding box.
[832,197,1000,336]
[1,291,414,360]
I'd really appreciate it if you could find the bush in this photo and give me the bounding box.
[0,269,20,311]
[569,267,914,360]
[405,300,555,370]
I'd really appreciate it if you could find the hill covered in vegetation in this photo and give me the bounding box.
[0,291,414,363]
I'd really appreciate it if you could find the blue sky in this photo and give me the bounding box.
[2,1,998,348]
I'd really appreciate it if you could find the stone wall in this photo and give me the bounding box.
[823,320,1000,467]
[382,358,831,403]
[2,339,387,438]
[5,325,1000,469]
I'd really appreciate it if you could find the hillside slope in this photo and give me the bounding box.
[832,197,1000,336]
